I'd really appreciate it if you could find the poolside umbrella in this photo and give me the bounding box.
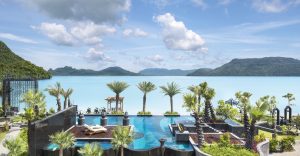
[225,98,239,106]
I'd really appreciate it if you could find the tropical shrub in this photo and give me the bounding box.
[218,133,231,147]
[254,133,266,143]
[4,129,28,156]
[202,145,257,156]
[137,111,151,115]
[3,121,10,132]
[269,139,280,153]
[110,111,124,115]
[280,136,295,152]
[111,126,133,156]
[164,111,179,115]
[216,100,238,120]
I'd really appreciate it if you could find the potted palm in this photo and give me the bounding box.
[78,142,103,156]
[111,126,133,156]
[49,131,75,156]
[160,82,181,116]
[137,81,156,116]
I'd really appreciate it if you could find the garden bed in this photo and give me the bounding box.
[190,133,244,145]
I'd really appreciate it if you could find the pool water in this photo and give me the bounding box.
[84,115,195,150]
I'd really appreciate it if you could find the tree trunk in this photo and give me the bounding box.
[59,149,63,156]
[120,146,124,156]
[57,98,61,111]
[204,100,210,122]
[209,101,216,122]
[63,98,67,109]
[193,113,204,148]
[170,96,173,113]
[116,93,119,112]
[246,119,256,150]
[27,120,31,152]
[68,98,71,107]
[197,96,201,113]
[243,107,249,139]
[143,93,146,112]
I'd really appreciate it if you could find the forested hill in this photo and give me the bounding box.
[189,57,300,76]
[0,41,51,79]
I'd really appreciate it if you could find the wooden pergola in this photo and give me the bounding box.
[105,96,124,113]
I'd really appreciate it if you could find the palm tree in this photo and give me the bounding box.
[183,94,204,148]
[107,81,129,112]
[111,126,133,156]
[235,91,252,140]
[137,81,156,113]
[46,82,63,111]
[245,97,269,149]
[61,88,73,109]
[188,85,202,112]
[49,131,75,156]
[78,142,103,156]
[202,87,216,122]
[21,90,47,148]
[4,137,27,156]
[283,93,295,106]
[160,82,181,114]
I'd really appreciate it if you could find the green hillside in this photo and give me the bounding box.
[0,41,51,79]
[189,57,300,76]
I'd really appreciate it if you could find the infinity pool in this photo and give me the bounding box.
[83,115,195,150]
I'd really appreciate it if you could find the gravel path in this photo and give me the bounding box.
[0,126,21,156]
[271,140,300,156]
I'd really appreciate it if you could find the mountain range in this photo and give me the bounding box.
[49,57,300,76]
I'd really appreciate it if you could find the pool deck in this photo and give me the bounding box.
[67,125,132,140]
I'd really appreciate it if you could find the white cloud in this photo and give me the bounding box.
[71,22,116,45]
[32,22,75,46]
[0,33,37,44]
[191,0,207,9]
[84,48,113,63]
[33,22,116,46]
[252,0,300,13]
[155,13,206,52]
[122,28,148,37]
[147,54,164,62]
[25,0,131,24]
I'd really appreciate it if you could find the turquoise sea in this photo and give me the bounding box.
[36,76,300,115]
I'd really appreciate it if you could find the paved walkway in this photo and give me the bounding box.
[271,140,300,156]
[0,126,21,156]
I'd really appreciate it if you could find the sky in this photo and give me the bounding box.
[0,0,300,72]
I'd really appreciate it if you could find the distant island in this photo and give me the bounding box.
[50,57,300,76]
[48,66,138,76]
[0,41,51,80]
[189,57,300,76]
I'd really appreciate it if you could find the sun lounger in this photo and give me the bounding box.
[83,124,107,135]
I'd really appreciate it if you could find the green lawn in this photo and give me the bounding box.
[258,130,300,140]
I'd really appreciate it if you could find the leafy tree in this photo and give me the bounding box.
[49,131,75,156]
[4,137,27,156]
[78,142,103,156]
[61,88,73,109]
[183,94,204,148]
[137,81,156,113]
[246,97,269,149]
[202,87,216,122]
[46,82,63,111]
[216,100,238,120]
[160,82,181,114]
[235,91,252,141]
[111,126,133,156]
[107,81,129,112]
[283,93,295,106]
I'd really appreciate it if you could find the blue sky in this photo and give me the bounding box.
[0,0,300,72]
